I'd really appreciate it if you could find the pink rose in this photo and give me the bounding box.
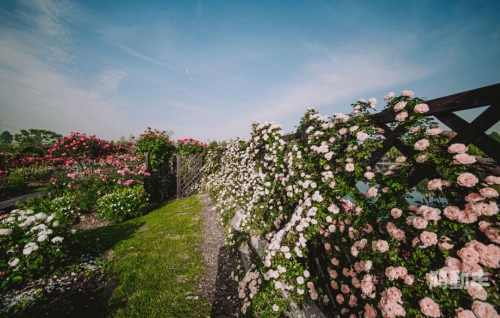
[476,201,499,216]
[348,294,357,307]
[467,281,488,300]
[448,143,468,154]
[421,206,441,221]
[372,240,389,252]
[345,163,355,172]
[404,274,414,285]
[395,156,406,163]
[410,126,421,133]
[420,231,438,248]
[455,308,476,318]
[412,237,420,247]
[462,263,484,281]
[487,244,500,262]
[457,247,480,263]
[426,128,442,136]
[329,269,338,278]
[485,175,500,185]
[419,297,441,317]
[330,280,338,289]
[392,229,406,242]
[466,240,488,255]
[351,277,361,288]
[394,101,407,111]
[438,266,459,284]
[438,236,454,250]
[368,187,378,197]
[401,90,414,98]
[427,179,443,190]
[336,294,344,304]
[479,187,499,198]
[465,203,482,216]
[395,111,408,121]
[454,153,476,165]
[416,154,427,163]
[465,193,485,203]
[457,210,478,224]
[472,301,498,318]
[364,171,375,179]
[363,260,373,272]
[356,131,368,142]
[341,284,350,294]
[457,173,479,187]
[445,257,462,271]
[412,216,428,229]
[361,274,375,297]
[414,103,429,113]
[414,139,430,151]
[339,128,347,135]
[395,266,408,278]
[485,228,500,244]
[385,266,398,280]
[364,303,378,318]
[386,286,403,302]
[479,221,492,232]
[391,208,402,218]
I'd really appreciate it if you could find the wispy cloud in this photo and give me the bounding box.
[0,1,127,139]
[98,69,126,93]
[117,43,174,70]
[207,45,435,140]
[196,0,203,18]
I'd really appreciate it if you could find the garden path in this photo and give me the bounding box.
[197,194,243,317]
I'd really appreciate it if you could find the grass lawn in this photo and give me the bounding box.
[77,196,211,317]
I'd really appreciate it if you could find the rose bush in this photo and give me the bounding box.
[177,138,207,155]
[202,92,500,317]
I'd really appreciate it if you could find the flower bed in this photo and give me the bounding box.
[202,91,500,317]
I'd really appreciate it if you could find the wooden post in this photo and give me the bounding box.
[300,124,308,146]
[176,154,182,199]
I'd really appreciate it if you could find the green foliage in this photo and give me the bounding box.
[13,129,62,149]
[135,127,176,171]
[95,185,149,223]
[0,131,13,144]
[0,170,27,195]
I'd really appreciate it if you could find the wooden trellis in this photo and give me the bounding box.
[176,153,205,199]
[369,83,500,187]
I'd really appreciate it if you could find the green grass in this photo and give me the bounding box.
[79,196,210,318]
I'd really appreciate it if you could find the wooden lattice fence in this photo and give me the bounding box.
[176,153,204,199]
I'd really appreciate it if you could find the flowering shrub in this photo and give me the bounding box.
[177,138,207,155]
[49,154,149,211]
[46,132,130,163]
[22,194,81,227]
[202,92,500,317]
[95,185,149,223]
[0,209,74,291]
[135,128,176,171]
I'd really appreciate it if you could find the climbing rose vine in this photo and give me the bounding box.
[202,91,500,317]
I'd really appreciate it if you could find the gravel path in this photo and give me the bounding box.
[197,194,243,317]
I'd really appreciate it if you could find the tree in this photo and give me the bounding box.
[14,129,62,148]
[0,131,13,144]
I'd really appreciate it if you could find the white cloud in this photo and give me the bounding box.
[0,0,129,139]
[207,46,435,140]
[98,69,126,93]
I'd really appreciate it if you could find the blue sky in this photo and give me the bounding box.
[0,0,499,142]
